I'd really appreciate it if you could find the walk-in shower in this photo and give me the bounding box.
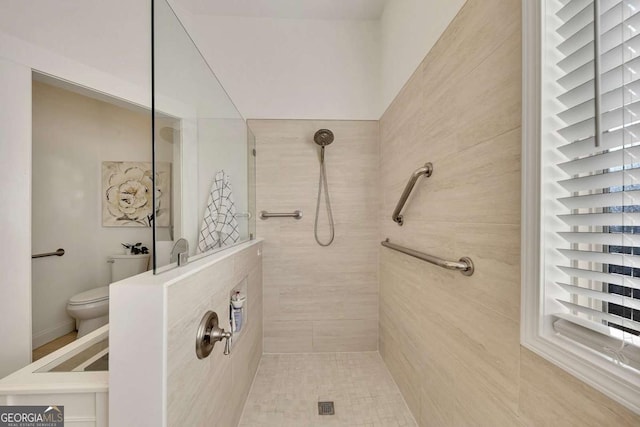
[313,129,335,246]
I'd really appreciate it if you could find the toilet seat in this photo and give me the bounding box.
[68,286,109,305]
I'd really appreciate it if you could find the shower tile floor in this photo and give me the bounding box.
[238,352,417,427]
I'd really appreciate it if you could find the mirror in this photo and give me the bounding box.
[152,0,255,273]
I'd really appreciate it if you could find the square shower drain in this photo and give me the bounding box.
[318,401,335,415]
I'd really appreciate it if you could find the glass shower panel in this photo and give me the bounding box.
[152,0,254,273]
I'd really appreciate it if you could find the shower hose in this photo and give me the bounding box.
[314,146,335,246]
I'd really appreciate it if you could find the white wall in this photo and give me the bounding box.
[31,81,160,348]
[380,0,466,112]
[0,58,32,379]
[154,0,243,120]
[169,0,467,119]
[167,5,381,120]
[0,0,150,98]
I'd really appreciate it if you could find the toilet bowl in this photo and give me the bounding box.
[67,254,149,338]
[66,286,109,337]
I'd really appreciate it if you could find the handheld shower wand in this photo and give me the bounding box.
[313,129,335,247]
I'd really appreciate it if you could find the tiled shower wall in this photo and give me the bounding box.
[378,0,640,426]
[250,120,379,353]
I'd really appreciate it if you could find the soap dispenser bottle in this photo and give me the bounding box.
[230,291,246,333]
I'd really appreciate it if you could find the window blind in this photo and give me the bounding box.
[553,0,640,370]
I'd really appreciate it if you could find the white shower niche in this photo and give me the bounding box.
[229,278,248,346]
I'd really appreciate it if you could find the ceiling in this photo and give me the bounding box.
[172,0,389,20]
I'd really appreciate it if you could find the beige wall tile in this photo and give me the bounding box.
[419,356,455,427]
[381,70,425,147]
[454,363,525,427]
[165,243,263,427]
[519,348,639,427]
[251,119,380,352]
[380,246,521,420]
[312,319,377,352]
[453,223,521,321]
[263,320,313,353]
[388,127,520,226]
[378,0,640,425]
[231,319,263,426]
[379,320,422,418]
[452,30,522,151]
[443,128,521,225]
[420,0,521,102]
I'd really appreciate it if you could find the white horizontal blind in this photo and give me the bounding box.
[552,0,640,370]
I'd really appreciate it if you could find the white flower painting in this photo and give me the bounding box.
[102,161,171,227]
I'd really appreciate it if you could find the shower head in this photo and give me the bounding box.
[314,129,334,147]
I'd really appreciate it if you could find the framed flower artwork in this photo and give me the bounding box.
[102,161,171,227]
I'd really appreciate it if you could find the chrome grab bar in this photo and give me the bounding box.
[32,248,65,259]
[381,239,474,276]
[392,162,433,226]
[260,210,303,220]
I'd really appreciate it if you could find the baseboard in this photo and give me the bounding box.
[32,319,76,349]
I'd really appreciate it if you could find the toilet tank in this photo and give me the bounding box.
[109,254,151,283]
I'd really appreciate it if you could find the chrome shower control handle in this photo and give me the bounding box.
[195,311,233,359]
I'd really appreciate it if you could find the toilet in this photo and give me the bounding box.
[67,254,150,338]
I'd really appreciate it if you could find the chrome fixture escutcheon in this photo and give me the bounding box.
[195,311,232,359]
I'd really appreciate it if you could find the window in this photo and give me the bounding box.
[523,0,640,413]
